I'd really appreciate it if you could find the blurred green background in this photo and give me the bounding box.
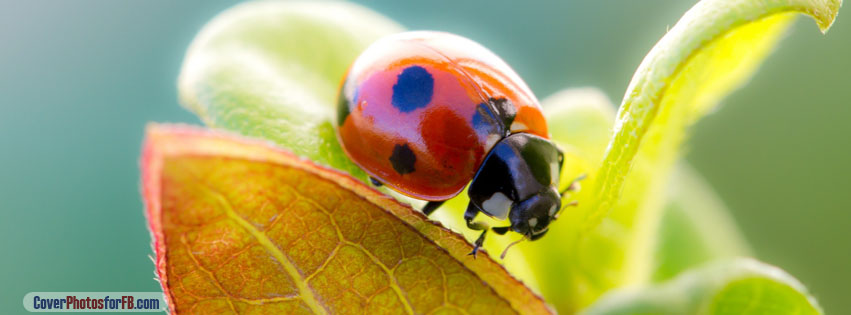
[1,0,848,313]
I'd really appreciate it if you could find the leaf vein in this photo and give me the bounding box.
[201,184,329,315]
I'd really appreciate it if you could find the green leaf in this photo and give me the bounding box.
[652,164,751,282]
[178,0,403,180]
[583,258,823,315]
[585,0,840,229]
[544,88,618,164]
[531,0,840,311]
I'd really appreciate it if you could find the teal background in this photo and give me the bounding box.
[1,0,848,313]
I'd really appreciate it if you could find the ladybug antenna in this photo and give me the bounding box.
[555,173,587,219]
[500,235,527,260]
[559,173,587,197]
[554,200,578,220]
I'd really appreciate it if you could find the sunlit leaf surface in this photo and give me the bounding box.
[141,125,552,314]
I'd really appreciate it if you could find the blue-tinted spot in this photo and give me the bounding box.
[352,87,360,106]
[472,102,504,135]
[472,103,489,129]
[392,66,433,112]
[351,86,360,113]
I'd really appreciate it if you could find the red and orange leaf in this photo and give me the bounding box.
[140,124,551,314]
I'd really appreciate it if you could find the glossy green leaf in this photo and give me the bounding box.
[584,258,823,315]
[178,0,403,180]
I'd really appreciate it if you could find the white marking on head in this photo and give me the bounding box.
[528,217,538,228]
[548,204,558,216]
[549,161,560,185]
[510,121,528,133]
[482,192,511,220]
[485,134,501,152]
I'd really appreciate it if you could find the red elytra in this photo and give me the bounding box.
[336,31,549,201]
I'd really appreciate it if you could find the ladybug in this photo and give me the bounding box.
[336,31,580,257]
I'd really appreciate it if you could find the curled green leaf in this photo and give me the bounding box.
[541,0,839,310]
[586,0,841,229]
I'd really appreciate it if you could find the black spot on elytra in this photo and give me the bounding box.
[391,66,433,112]
[389,143,416,175]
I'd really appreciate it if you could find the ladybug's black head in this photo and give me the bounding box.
[467,133,565,241]
[508,187,561,239]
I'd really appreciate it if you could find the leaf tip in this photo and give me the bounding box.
[812,0,842,33]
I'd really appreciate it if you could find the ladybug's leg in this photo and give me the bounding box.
[369,177,383,187]
[554,174,585,219]
[464,203,489,258]
[491,226,511,235]
[422,201,445,216]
